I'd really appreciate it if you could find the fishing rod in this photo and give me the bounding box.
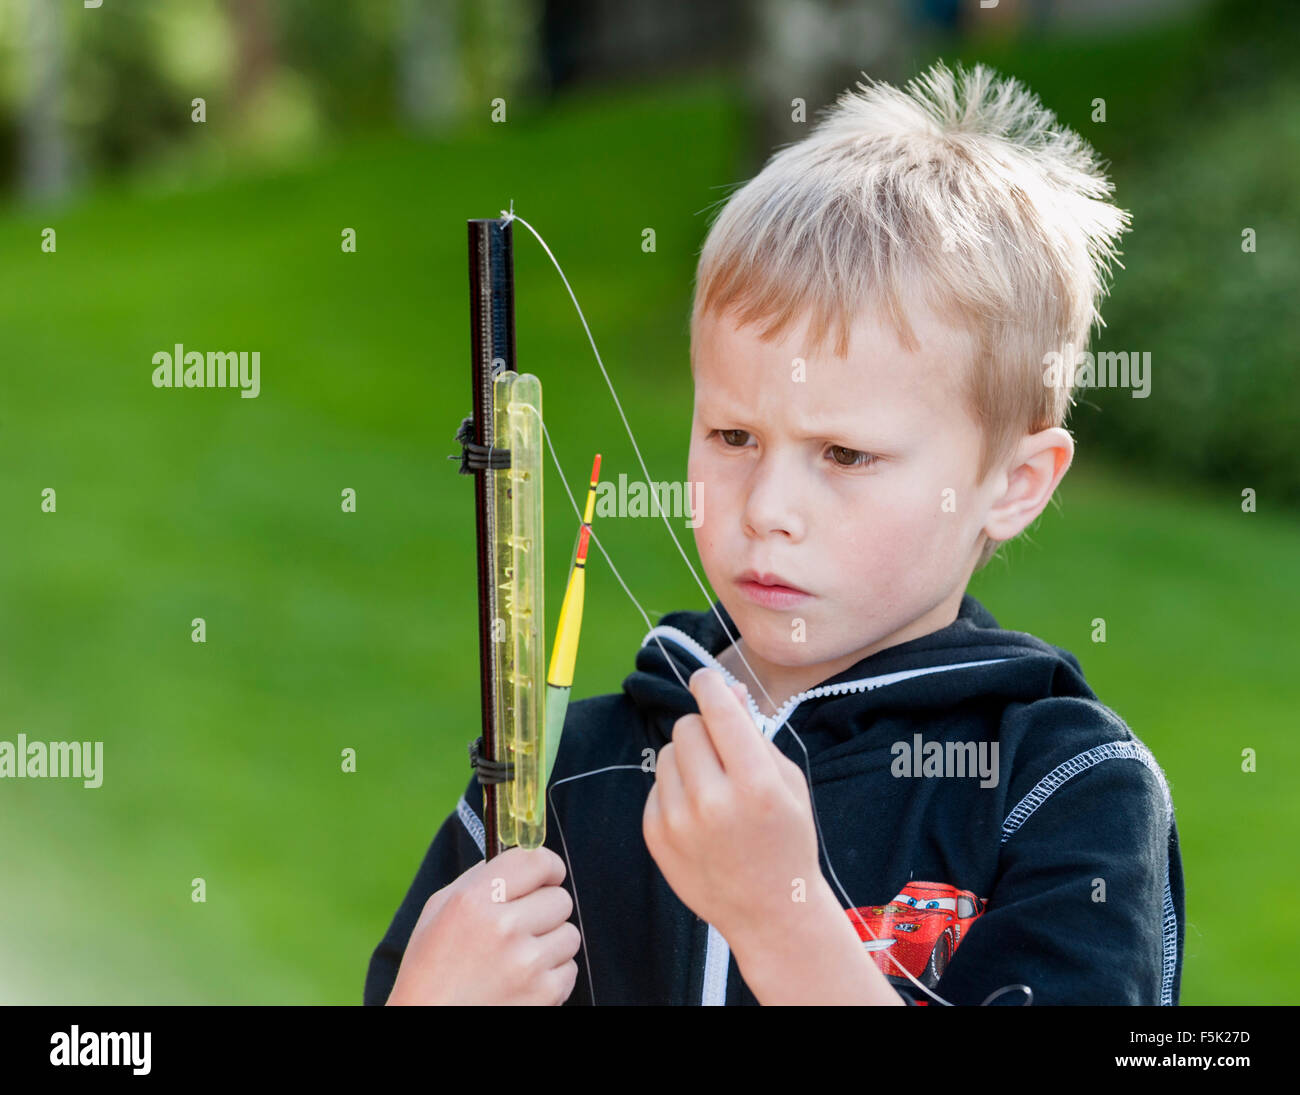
[455,215,596,859]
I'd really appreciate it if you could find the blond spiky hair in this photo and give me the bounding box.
[691,62,1129,562]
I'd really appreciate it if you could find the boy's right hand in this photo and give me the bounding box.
[385,846,581,1006]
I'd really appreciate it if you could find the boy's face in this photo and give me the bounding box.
[688,302,1001,689]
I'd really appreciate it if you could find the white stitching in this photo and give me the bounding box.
[457,794,487,859]
[701,924,729,1007]
[1160,854,1177,1006]
[1000,740,1173,841]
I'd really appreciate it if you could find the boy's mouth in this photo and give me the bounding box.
[736,570,811,608]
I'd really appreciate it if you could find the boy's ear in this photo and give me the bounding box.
[982,427,1074,545]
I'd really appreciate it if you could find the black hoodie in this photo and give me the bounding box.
[365,593,1184,1006]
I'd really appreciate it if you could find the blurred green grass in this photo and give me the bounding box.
[1,70,1296,1005]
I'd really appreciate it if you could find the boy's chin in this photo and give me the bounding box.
[729,621,836,669]
[733,606,900,665]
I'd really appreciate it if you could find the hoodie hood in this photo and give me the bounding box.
[622,594,1098,751]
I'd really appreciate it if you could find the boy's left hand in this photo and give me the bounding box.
[643,667,822,945]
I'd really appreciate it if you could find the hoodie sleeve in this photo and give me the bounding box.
[363,773,489,1005]
[931,737,1183,1006]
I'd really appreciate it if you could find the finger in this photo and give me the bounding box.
[671,712,725,803]
[729,681,751,711]
[518,940,580,1006]
[521,924,581,1005]
[689,668,773,783]
[505,880,574,935]
[479,845,566,901]
[541,958,580,1006]
[652,739,685,822]
[535,919,583,968]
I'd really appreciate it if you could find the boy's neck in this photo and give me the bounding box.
[715,589,966,719]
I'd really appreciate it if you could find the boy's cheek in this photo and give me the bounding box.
[691,506,733,590]
[834,508,947,591]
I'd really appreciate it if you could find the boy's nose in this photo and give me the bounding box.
[741,461,806,541]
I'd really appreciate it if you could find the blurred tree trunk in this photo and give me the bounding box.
[226,0,276,111]
[20,0,69,201]
[398,0,462,131]
[746,0,919,173]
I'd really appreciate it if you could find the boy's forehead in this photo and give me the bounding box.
[692,304,973,417]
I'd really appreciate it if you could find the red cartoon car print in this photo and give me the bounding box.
[847,881,986,990]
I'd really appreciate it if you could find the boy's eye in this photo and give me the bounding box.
[711,431,877,469]
[717,429,751,447]
[828,445,876,469]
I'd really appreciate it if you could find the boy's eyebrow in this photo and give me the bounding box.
[697,399,890,444]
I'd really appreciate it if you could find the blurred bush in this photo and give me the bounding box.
[0,0,541,197]
[953,0,1300,508]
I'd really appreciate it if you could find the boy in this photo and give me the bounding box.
[365,62,1184,1006]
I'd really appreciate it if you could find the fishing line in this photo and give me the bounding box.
[503,206,1026,1007]
[505,206,953,1006]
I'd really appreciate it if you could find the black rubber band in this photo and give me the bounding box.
[469,736,515,784]
[449,415,511,474]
